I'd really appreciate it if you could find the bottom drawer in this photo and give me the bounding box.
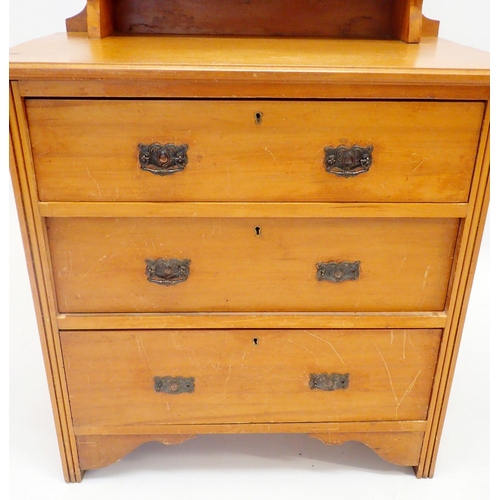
[61,329,441,427]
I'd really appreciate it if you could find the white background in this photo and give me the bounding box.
[8,1,492,498]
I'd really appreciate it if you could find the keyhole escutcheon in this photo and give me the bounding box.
[255,112,263,125]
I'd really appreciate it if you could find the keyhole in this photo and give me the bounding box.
[254,226,262,236]
[255,112,263,125]
[253,337,259,346]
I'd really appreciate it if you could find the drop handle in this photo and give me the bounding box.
[310,373,350,391]
[154,376,195,394]
[138,142,188,175]
[145,258,191,286]
[316,261,360,283]
[324,145,373,177]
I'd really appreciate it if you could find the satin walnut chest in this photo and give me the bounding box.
[9,0,490,482]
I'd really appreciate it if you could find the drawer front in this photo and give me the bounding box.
[47,217,459,313]
[27,99,483,203]
[61,329,441,426]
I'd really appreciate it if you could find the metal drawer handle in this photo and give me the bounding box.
[324,145,373,177]
[138,142,188,176]
[310,373,349,391]
[145,258,190,286]
[154,376,195,394]
[316,261,360,283]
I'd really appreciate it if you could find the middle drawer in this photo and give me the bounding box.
[47,217,459,313]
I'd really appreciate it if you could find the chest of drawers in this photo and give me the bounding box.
[9,27,489,482]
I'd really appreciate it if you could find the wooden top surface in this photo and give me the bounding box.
[9,33,489,84]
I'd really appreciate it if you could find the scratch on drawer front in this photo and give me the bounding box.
[396,370,422,416]
[264,147,279,165]
[170,332,182,350]
[146,239,157,254]
[373,343,398,406]
[86,166,102,199]
[63,251,73,275]
[135,337,152,374]
[260,366,275,374]
[97,254,116,263]
[398,253,407,272]
[407,333,416,349]
[186,352,202,368]
[284,338,319,362]
[374,342,422,418]
[223,364,233,395]
[210,223,221,237]
[131,240,144,257]
[410,157,428,172]
[401,331,407,360]
[305,331,345,366]
[202,223,222,240]
[422,265,431,289]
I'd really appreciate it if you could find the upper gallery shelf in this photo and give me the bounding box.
[66,0,440,43]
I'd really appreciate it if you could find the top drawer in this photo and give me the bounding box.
[26,99,484,203]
